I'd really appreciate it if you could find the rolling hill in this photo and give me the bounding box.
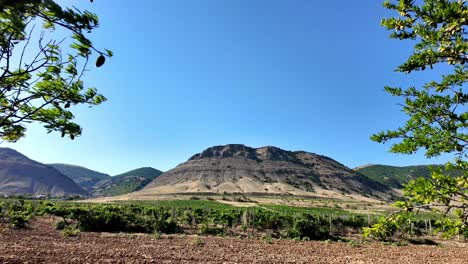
[137,144,395,201]
[92,167,163,197]
[49,164,162,197]
[0,148,87,197]
[49,163,111,192]
[355,164,461,188]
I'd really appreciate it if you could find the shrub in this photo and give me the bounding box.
[55,219,67,230]
[62,225,81,238]
[6,200,35,228]
[153,230,161,239]
[290,215,330,240]
[199,224,224,236]
[363,212,414,241]
[262,234,273,244]
[154,217,182,234]
[193,236,205,246]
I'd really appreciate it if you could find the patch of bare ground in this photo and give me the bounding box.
[0,218,467,264]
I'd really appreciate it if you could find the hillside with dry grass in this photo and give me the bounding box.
[135,144,395,201]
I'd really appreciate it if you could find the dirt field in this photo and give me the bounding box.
[1,218,467,264]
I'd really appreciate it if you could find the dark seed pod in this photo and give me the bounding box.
[96,55,105,67]
[71,134,75,140]
[65,102,71,108]
[61,131,65,138]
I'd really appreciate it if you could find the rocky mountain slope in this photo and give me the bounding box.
[139,144,394,200]
[0,148,87,197]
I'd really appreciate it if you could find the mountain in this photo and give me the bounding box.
[92,167,163,197]
[138,144,394,200]
[0,148,87,197]
[355,164,462,189]
[49,164,162,197]
[49,163,111,192]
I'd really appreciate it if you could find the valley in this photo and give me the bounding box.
[0,145,464,264]
[0,144,446,207]
[1,1,466,263]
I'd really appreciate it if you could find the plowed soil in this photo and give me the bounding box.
[1,218,467,264]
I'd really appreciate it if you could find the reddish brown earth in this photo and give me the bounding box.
[1,218,467,264]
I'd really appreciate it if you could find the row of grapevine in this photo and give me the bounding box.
[0,199,439,240]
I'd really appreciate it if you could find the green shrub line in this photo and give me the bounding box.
[0,199,443,241]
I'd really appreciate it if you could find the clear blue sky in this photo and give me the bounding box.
[3,0,452,175]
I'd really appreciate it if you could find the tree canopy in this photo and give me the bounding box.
[0,0,111,142]
[365,0,467,240]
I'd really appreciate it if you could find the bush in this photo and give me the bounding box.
[62,225,80,238]
[261,234,273,244]
[5,200,35,228]
[55,219,67,230]
[363,212,414,241]
[288,215,330,240]
[154,217,182,234]
[199,224,224,236]
[43,204,183,234]
[193,236,205,246]
[9,214,29,228]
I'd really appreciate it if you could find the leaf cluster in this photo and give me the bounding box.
[370,0,467,239]
[0,0,112,142]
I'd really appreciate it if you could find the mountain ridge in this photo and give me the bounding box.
[49,163,163,197]
[50,163,111,192]
[0,148,87,197]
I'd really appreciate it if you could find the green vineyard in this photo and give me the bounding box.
[0,198,441,241]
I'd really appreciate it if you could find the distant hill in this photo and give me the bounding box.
[49,163,111,192]
[355,164,461,188]
[92,167,163,197]
[49,164,162,197]
[0,148,87,197]
[136,144,395,201]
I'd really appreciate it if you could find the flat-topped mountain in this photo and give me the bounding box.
[0,148,87,197]
[139,144,394,200]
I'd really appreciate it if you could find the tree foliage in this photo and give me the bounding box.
[368,0,467,240]
[0,0,112,142]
